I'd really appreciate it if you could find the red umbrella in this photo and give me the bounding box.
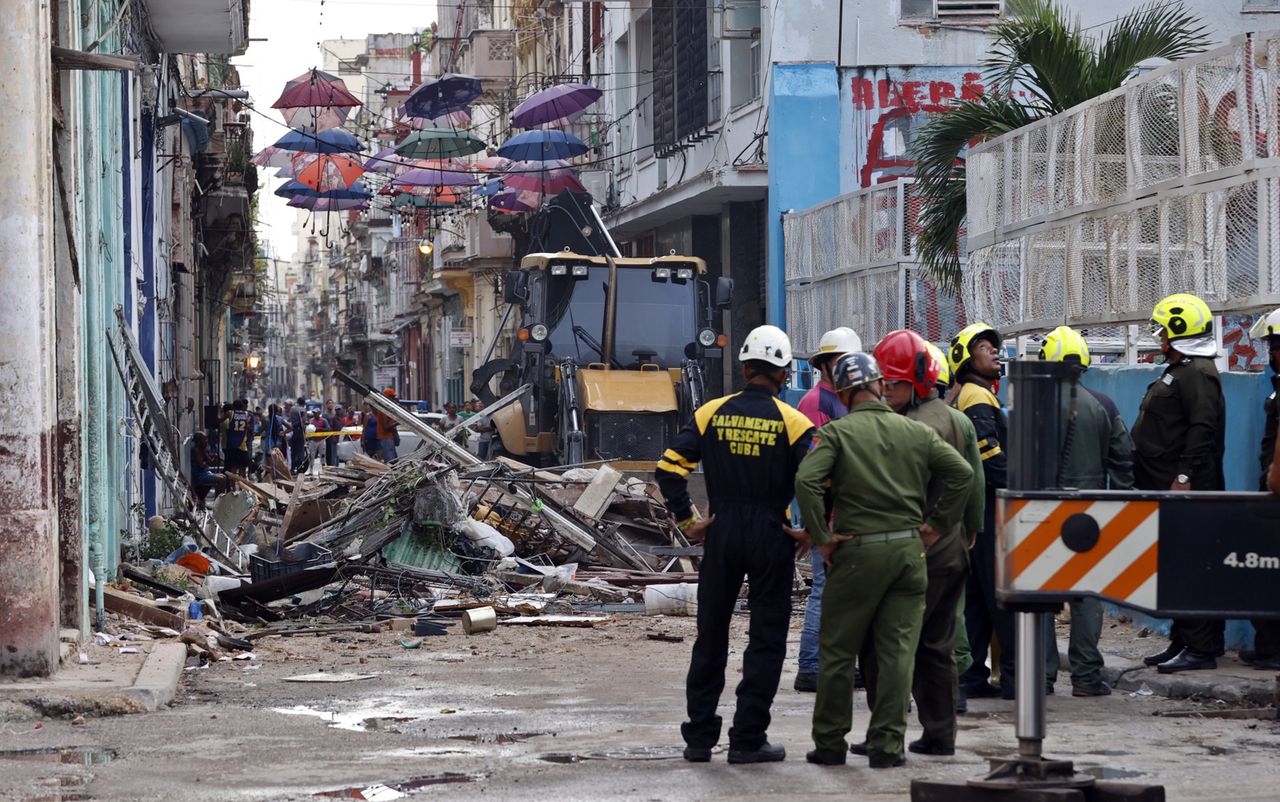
[291,153,365,192]
[272,69,361,109]
[503,160,584,193]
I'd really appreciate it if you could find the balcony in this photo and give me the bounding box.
[456,30,515,86]
[141,0,249,54]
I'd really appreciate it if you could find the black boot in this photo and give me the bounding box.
[794,672,818,692]
[727,742,785,764]
[806,748,846,766]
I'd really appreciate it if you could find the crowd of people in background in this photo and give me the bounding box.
[190,390,499,508]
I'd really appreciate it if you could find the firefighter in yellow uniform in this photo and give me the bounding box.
[950,323,1018,699]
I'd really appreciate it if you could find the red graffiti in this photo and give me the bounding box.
[854,71,987,188]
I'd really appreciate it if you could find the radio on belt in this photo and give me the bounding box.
[911,360,1280,802]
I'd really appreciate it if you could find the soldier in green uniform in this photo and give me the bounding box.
[797,352,973,769]
[843,330,984,759]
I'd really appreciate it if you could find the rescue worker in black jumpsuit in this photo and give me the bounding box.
[1136,293,1227,673]
[1243,309,1280,670]
[656,324,814,765]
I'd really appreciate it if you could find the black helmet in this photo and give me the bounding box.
[832,352,883,394]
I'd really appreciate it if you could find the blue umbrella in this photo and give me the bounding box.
[271,127,361,154]
[274,179,371,199]
[402,73,483,120]
[497,130,588,161]
[474,178,504,198]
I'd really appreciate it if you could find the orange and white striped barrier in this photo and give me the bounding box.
[998,496,1159,612]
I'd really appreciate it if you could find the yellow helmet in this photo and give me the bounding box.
[925,342,951,389]
[1151,293,1212,341]
[1039,325,1090,368]
[948,322,1001,376]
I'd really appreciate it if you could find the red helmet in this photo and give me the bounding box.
[873,329,939,399]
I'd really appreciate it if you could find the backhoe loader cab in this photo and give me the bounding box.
[473,250,732,469]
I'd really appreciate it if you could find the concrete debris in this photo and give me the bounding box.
[112,385,706,663]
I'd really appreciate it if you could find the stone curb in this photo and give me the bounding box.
[1100,653,1277,705]
[121,642,186,710]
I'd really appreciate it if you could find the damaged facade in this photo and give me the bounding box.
[0,0,256,677]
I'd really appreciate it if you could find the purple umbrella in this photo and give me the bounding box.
[511,83,602,129]
[489,189,540,213]
[364,147,413,174]
[392,167,478,188]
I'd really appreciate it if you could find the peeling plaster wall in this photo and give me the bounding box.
[0,0,60,676]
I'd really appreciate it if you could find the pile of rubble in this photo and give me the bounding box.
[112,443,699,659]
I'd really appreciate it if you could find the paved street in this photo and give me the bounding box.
[4,615,1279,801]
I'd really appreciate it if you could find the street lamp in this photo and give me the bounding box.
[418,238,434,256]
[245,354,261,370]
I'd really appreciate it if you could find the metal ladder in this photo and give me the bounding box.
[108,308,247,573]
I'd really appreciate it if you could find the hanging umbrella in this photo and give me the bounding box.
[272,127,361,154]
[474,178,504,198]
[274,179,371,200]
[402,73,482,120]
[489,189,540,213]
[497,130,588,161]
[274,164,296,180]
[364,147,413,174]
[511,83,603,129]
[281,104,351,133]
[395,129,486,159]
[288,196,369,212]
[398,109,471,130]
[391,187,463,209]
[392,168,478,188]
[291,154,365,192]
[472,155,511,173]
[502,159,582,193]
[272,68,362,109]
[252,146,293,168]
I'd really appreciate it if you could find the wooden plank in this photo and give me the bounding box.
[103,587,185,629]
[51,45,141,72]
[501,615,609,627]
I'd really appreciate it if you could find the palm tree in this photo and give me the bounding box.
[910,0,1208,292]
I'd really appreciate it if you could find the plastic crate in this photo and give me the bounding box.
[250,542,333,584]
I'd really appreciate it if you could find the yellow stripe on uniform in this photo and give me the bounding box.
[772,398,816,445]
[693,394,737,435]
[980,444,1002,460]
[661,448,698,470]
[656,458,691,477]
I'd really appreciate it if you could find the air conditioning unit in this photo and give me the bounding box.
[936,0,1002,15]
[580,169,613,206]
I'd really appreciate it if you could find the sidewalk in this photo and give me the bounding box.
[0,638,185,721]
[1066,617,1278,706]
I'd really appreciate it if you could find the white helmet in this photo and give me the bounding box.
[738,324,793,368]
[1250,308,1280,339]
[810,326,863,367]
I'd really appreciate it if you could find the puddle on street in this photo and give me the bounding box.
[273,705,420,732]
[1079,766,1147,780]
[582,745,685,760]
[449,731,547,745]
[538,753,584,764]
[0,747,115,765]
[314,773,483,798]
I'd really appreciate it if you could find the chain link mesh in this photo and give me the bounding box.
[964,33,1280,337]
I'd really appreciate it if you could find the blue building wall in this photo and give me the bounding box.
[766,63,842,329]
